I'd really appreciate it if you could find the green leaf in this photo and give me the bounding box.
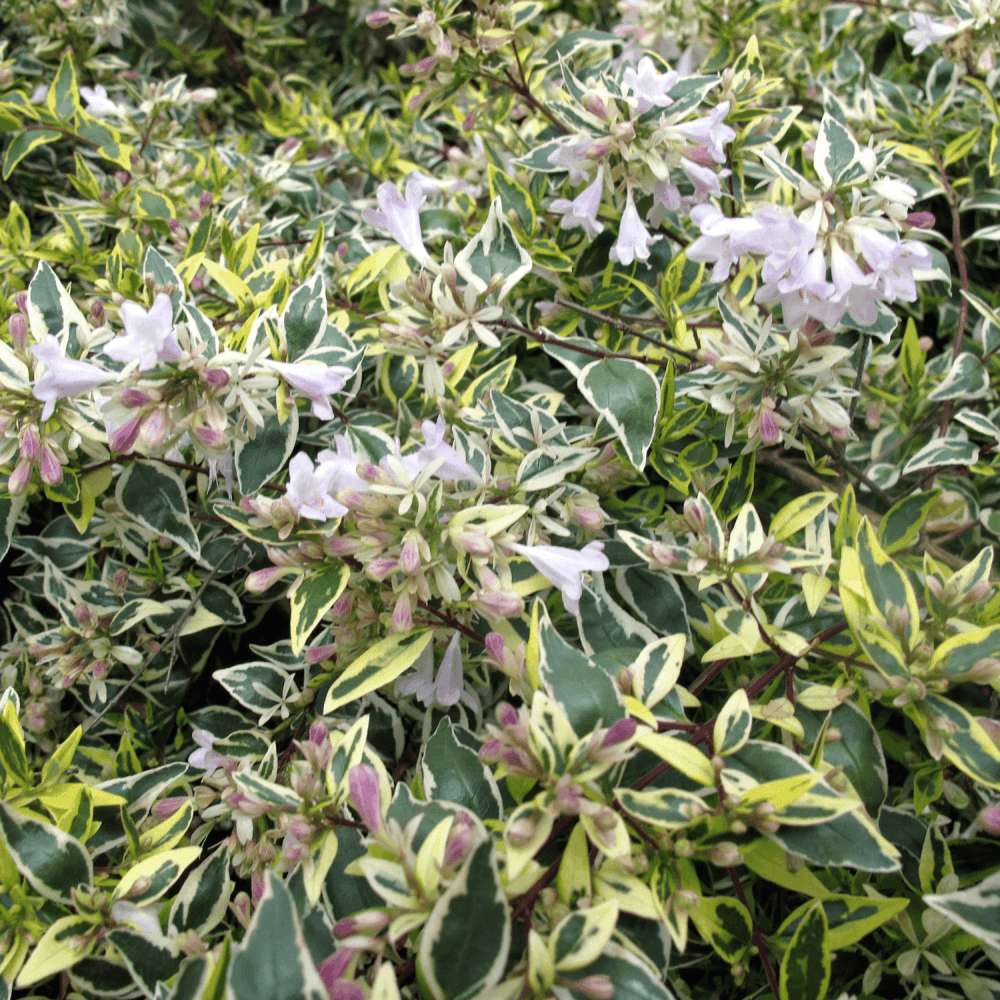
[16,914,98,987]
[421,719,502,820]
[714,689,752,757]
[551,900,618,971]
[228,873,326,1000]
[559,943,677,1000]
[779,903,830,1000]
[924,870,1000,950]
[0,699,30,786]
[813,114,863,188]
[235,408,298,497]
[453,196,533,303]
[106,930,180,1000]
[615,786,706,830]
[900,317,924,388]
[213,661,299,719]
[135,188,176,219]
[282,272,328,359]
[926,353,989,402]
[877,490,939,554]
[417,839,510,1000]
[769,492,836,542]
[168,846,233,936]
[690,896,753,963]
[47,54,80,120]
[113,846,201,905]
[116,462,200,559]
[288,561,350,654]
[487,163,536,235]
[943,126,981,167]
[2,127,61,180]
[0,801,93,903]
[819,3,862,49]
[855,519,919,645]
[577,358,660,470]
[324,629,435,713]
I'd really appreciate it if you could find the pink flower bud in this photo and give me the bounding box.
[399,537,420,574]
[485,632,507,664]
[602,717,637,746]
[365,10,392,26]
[199,192,213,211]
[245,566,290,593]
[758,409,782,445]
[20,425,40,461]
[332,910,390,939]
[7,458,33,495]
[92,660,109,679]
[572,975,615,1000]
[14,292,27,312]
[8,313,27,351]
[194,425,225,449]
[348,764,382,832]
[497,702,519,728]
[109,413,143,453]
[39,445,62,486]
[979,805,1000,835]
[305,643,337,664]
[139,409,168,450]
[906,212,935,229]
[121,388,151,408]
[392,592,413,632]
[202,367,230,387]
[152,796,189,819]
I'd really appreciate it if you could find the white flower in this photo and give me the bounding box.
[30,83,47,104]
[622,55,678,114]
[507,540,610,616]
[829,243,878,326]
[646,180,682,228]
[755,248,835,329]
[266,360,353,420]
[904,12,958,54]
[742,205,816,284]
[31,337,110,421]
[394,632,480,711]
[610,188,660,265]
[316,434,369,493]
[675,102,736,164]
[285,453,348,522]
[680,157,729,203]
[547,138,594,185]
[104,293,182,371]
[686,204,763,283]
[187,729,228,776]
[79,84,120,115]
[362,176,430,264]
[853,228,932,304]
[413,416,479,481]
[551,168,605,240]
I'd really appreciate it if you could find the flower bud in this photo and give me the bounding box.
[980,805,1000,835]
[152,796,189,819]
[121,388,151,408]
[349,764,382,832]
[7,312,27,351]
[602,717,637,746]
[202,367,230,387]
[109,413,143,453]
[20,424,40,461]
[705,842,743,867]
[8,458,33,495]
[571,975,615,1000]
[39,445,63,486]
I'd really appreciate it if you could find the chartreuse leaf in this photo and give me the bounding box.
[615,786,705,829]
[635,729,715,786]
[924,870,1000,950]
[577,358,660,470]
[227,873,326,1000]
[0,699,30,786]
[557,822,592,905]
[929,624,1000,677]
[288,562,350,654]
[907,695,1000,788]
[855,519,919,646]
[877,490,939,555]
[769,492,836,541]
[778,894,908,949]
[139,801,194,855]
[0,801,93,903]
[324,629,434,713]
[550,900,619,971]
[2,128,61,180]
[47,53,80,120]
[16,914,99,987]
[417,839,510,1000]
[919,824,954,894]
[740,839,830,896]
[714,689,752,756]
[690,896,753,963]
[900,317,925,388]
[459,356,517,407]
[779,903,830,1000]
[112,847,201,905]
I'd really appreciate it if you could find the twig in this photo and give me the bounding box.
[728,866,781,998]
[83,538,246,732]
[847,334,869,426]
[495,319,675,368]
[416,601,489,648]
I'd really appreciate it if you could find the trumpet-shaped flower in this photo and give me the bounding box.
[610,189,659,265]
[79,84,120,115]
[755,248,835,329]
[622,56,677,114]
[507,540,609,616]
[675,102,736,163]
[316,434,369,493]
[266,360,354,419]
[551,168,605,240]
[395,632,480,712]
[32,337,110,421]
[187,729,229,776]
[413,415,478,481]
[104,293,182,371]
[904,12,958,53]
[686,205,762,283]
[742,205,816,284]
[362,177,430,264]
[547,137,595,185]
[679,157,728,203]
[853,228,932,304]
[285,453,348,522]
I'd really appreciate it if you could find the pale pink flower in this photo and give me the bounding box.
[187,729,228,776]
[756,248,835,329]
[395,632,480,711]
[104,293,182,371]
[675,102,735,164]
[31,336,110,421]
[551,168,605,240]
[316,434,369,493]
[646,181,682,228]
[853,228,932,304]
[362,177,430,263]
[680,157,729,203]
[507,540,609,616]
[622,56,677,114]
[285,453,349,522]
[829,243,878,326]
[610,189,659,265]
[547,138,594,184]
[904,12,958,54]
[413,415,478,480]
[348,765,382,832]
[266,360,353,420]
[742,205,816,284]
[686,205,762,282]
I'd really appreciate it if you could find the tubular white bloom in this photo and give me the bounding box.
[547,137,594,185]
[507,540,610,616]
[610,188,659,265]
[395,633,480,712]
[187,729,228,776]
[686,205,763,283]
[31,336,110,421]
[79,84,120,115]
[622,56,677,114]
[104,293,182,371]
[903,12,958,54]
[675,102,736,163]
[285,453,348,522]
[317,434,369,493]
[362,176,430,264]
[852,228,932,304]
[551,167,605,240]
[266,359,353,419]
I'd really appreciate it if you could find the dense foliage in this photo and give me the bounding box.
[1,1,1000,999]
